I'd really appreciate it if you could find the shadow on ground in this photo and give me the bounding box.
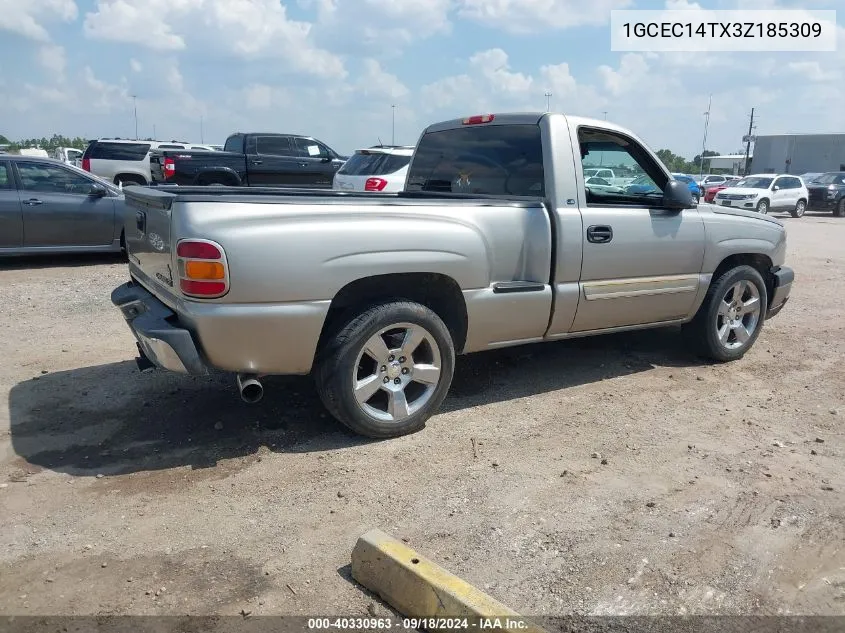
[0,252,126,270]
[9,326,704,478]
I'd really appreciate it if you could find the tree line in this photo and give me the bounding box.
[0,134,90,152]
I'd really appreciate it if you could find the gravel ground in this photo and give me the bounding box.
[0,211,843,623]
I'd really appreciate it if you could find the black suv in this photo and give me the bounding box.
[806,172,845,217]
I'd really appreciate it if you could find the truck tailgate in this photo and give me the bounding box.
[122,186,179,305]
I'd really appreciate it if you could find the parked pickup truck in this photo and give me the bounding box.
[149,132,347,188]
[112,112,794,439]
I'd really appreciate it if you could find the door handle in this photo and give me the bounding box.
[250,160,263,165]
[298,162,309,167]
[586,225,613,244]
[23,198,44,206]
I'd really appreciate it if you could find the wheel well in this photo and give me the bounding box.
[114,173,147,185]
[317,273,469,354]
[196,171,237,186]
[712,253,774,304]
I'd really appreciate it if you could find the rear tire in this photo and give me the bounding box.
[835,198,845,217]
[790,199,806,218]
[756,199,769,214]
[683,265,768,362]
[314,301,455,439]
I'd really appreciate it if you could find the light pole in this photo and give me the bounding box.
[391,105,396,145]
[698,94,712,181]
[200,116,204,143]
[602,111,608,120]
[131,95,138,140]
[544,92,552,111]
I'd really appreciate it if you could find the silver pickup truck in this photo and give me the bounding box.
[112,112,793,438]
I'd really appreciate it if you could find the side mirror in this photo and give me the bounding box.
[87,183,107,197]
[772,185,780,191]
[662,179,695,210]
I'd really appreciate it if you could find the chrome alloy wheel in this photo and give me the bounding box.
[352,322,442,423]
[715,279,762,350]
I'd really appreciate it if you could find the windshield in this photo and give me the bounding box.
[338,152,411,176]
[734,177,773,189]
[812,172,845,185]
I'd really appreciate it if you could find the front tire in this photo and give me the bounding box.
[835,198,845,217]
[756,199,769,214]
[684,265,768,362]
[790,199,806,218]
[314,301,456,439]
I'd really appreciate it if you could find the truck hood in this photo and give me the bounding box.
[699,201,785,226]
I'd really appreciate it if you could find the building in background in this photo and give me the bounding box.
[750,134,845,175]
[706,154,750,175]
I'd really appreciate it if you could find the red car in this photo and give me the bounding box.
[704,177,741,203]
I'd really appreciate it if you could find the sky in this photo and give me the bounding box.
[0,0,843,158]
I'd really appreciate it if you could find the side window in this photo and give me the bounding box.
[293,138,327,158]
[17,162,93,194]
[578,127,665,206]
[772,177,786,190]
[404,123,545,197]
[790,177,803,189]
[255,136,292,157]
[0,163,11,189]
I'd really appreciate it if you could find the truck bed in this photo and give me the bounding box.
[129,184,545,208]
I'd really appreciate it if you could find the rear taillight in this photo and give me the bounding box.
[364,177,388,192]
[163,157,175,179]
[176,239,228,298]
[82,157,90,172]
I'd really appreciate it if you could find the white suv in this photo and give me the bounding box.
[81,139,214,187]
[713,173,808,217]
[332,145,414,193]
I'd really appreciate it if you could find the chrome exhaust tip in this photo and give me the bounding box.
[237,374,263,404]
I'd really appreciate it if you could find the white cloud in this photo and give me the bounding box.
[469,49,533,94]
[786,61,838,82]
[456,0,633,33]
[0,0,78,42]
[597,53,650,96]
[37,45,67,78]
[84,0,346,78]
[356,59,410,100]
[84,0,198,50]
[130,58,143,73]
[307,0,451,51]
[420,74,475,110]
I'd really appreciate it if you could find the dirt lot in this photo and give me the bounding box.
[1,211,843,622]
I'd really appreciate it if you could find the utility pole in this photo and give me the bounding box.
[602,111,608,120]
[200,116,204,143]
[153,124,157,140]
[743,107,755,176]
[698,94,712,181]
[544,91,552,111]
[391,105,396,145]
[131,95,138,140]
